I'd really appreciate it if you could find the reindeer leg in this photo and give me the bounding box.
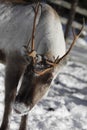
[19,115,28,130]
[0,59,25,130]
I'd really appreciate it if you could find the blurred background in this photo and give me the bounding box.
[46,0,87,39]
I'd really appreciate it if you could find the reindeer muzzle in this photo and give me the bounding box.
[13,102,30,116]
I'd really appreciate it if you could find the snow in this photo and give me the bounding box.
[77,38,87,47]
[0,39,87,130]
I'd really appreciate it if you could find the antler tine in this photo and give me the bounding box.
[34,67,53,76]
[57,19,85,64]
[72,18,85,39]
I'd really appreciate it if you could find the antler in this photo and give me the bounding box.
[25,2,85,76]
[25,2,40,63]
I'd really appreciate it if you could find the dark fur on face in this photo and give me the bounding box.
[0,50,6,63]
[15,58,53,109]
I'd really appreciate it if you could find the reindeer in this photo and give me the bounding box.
[0,1,84,130]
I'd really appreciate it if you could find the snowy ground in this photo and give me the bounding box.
[0,38,87,130]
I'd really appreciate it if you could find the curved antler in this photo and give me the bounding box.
[25,2,40,63]
[57,19,85,64]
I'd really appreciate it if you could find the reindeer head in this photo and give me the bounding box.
[14,55,54,115]
[13,3,84,115]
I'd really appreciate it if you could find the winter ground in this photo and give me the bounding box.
[0,38,87,130]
